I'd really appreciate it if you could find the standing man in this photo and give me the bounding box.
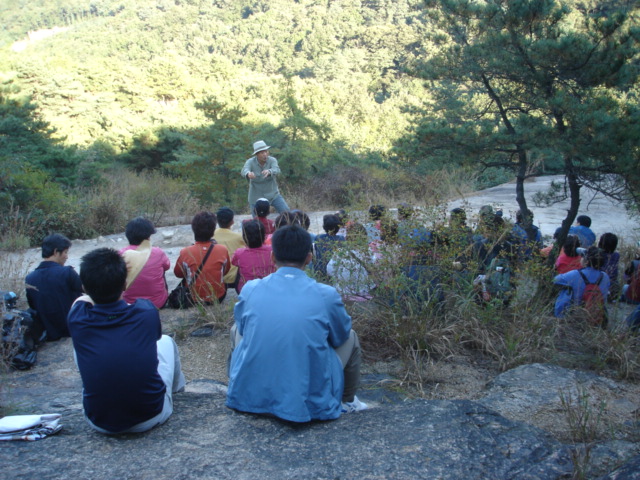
[241,140,289,214]
[25,233,83,341]
[226,224,367,422]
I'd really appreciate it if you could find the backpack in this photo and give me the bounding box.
[577,269,607,327]
[1,308,41,370]
[625,260,640,303]
[485,256,513,301]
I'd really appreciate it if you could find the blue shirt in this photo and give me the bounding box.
[553,267,610,317]
[68,299,165,433]
[569,225,596,247]
[25,261,83,340]
[313,234,345,275]
[227,267,351,422]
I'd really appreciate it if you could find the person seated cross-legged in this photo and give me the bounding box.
[226,224,367,422]
[68,248,186,435]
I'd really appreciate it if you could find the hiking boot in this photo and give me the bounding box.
[341,395,368,413]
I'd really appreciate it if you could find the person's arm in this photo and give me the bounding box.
[266,157,281,176]
[68,267,84,297]
[325,288,352,349]
[174,250,186,278]
[160,248,171,271]
[241,158,254,179]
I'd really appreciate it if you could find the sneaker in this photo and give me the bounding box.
[341,395,368,413]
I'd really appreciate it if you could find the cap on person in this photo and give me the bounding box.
[253,141,270,155]
[255,198,271,217]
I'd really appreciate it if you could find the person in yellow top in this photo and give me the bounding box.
[214,207,246,293]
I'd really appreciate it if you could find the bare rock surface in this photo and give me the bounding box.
[1,391,574,480]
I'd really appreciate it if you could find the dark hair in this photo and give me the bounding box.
[450,208,467,225]
[322,214,341,235]
[553,227,563,240]
[291,209,311,231]
[584,246,605,269]
[274,211,294,229]
[598,232,618,254]
[577,215,592,228]
[515,209,533,224]
[125,217,156,246]
[563,234,580,257]
[271,225,312,265]
[254,199,270,218]
[242,219,265,248]
[80,248,127,304]
[335,209,347,225]
[398,203,413,220]
[216,207,234,229]
[380,218,399,243]
[191,211,217,242]
[368,205,386,221]
[42,233,72,258]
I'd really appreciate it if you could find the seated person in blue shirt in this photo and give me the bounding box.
[553,246,610,321]
[25,233,83,341]
[227,224,367,422]
[569,215,596,247]
[68,248,186,435]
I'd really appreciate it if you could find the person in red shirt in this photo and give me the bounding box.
[175,211,230,304]
[555,234,583,274]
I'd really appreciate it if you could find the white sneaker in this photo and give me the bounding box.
[341,395,368,413]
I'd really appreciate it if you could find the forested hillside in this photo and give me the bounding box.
[0,0,638,246]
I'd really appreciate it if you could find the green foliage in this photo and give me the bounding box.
[398,0,640,211]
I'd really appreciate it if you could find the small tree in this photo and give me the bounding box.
[400,0,639,249]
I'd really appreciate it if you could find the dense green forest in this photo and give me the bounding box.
[0,0,638,246]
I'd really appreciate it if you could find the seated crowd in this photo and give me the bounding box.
[23,201,639,435]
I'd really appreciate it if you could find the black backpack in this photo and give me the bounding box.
[1,307,42,370]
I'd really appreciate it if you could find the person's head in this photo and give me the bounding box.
[368,205,386,221]
[597,233,618,254]
[380,217,399,244]
[254,198,271,218]
[322,214,341,235]
[335,209,347,225]
[252,140,270,163]
[191,211,217,242]
[553,227,563,240]
[242,219,265,249]
[584,246,605,270]
[216,207,235,229]
[291,209,311,231]
[274,211,295,229]
[563,234,580,257]
[41,233,72,263]
[271,225,312,268]
[515,209,534,224]
[125,217,156,246]
[576,215,592,228]
[80,248,127,304]
[398,203,413,221]
[450,207,467,227]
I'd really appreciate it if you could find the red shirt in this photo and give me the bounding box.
[555,250,583,274]
[175,241,230,302]
[231,245,276,292]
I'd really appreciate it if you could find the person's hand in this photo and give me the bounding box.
[261,169,271,178]
[247,172,256,179]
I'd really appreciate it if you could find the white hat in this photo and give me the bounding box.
[252,140,270,155]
